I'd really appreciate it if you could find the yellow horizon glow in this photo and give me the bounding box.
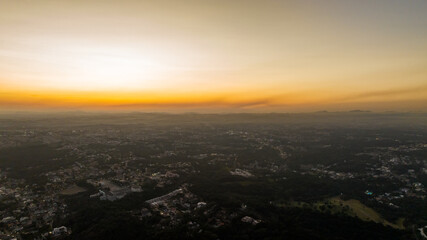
[1,0,427,112]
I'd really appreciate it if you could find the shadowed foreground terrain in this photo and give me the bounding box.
[0,112,426,239]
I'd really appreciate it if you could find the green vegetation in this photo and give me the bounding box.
[60,185,87,195]
[279,197,405,230]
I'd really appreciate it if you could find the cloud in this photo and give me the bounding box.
[101,97,278,110]
[337,85,427,102]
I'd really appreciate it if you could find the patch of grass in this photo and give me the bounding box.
[278,196,405,230]
[60,185,87,195]
[329,197,404,229]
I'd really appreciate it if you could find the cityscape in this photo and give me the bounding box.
[0,113,426,239]
[1,0,427,239]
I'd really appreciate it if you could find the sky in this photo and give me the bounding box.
[0,0,426,112]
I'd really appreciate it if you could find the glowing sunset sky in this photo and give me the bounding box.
[0,0,426,112]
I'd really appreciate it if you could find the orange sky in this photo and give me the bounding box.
[1,0,426,112]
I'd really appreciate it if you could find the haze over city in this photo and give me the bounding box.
[2,2,427,240]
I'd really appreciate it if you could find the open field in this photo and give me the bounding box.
[279,196,405,230]
[328,197,405,229]
[60,185,87,195]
